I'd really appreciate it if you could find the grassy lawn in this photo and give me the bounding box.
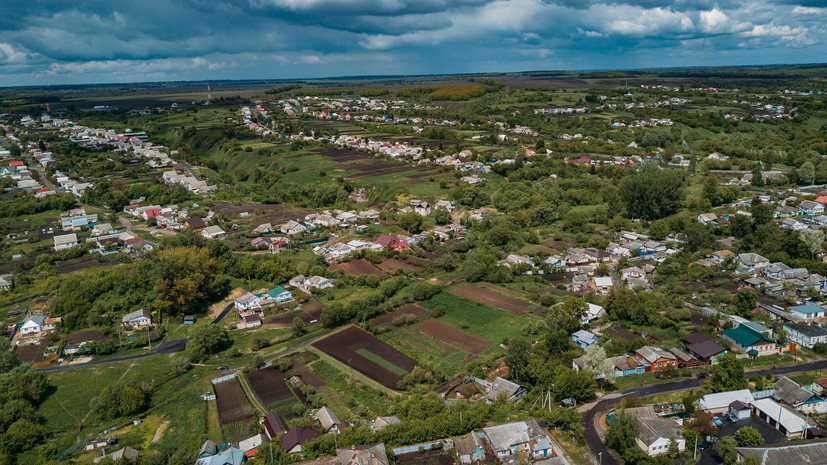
[308,359,389,416]
[379,326,471,378]
[354,348,409,376]
[418,292,535,344]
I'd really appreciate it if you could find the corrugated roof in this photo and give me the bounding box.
[736,440,827,465]
[751,398,809,434]
[698,389,755,411]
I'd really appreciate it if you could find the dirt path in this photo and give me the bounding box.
[151,420,170,444]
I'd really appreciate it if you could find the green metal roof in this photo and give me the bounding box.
[723,325,775,348]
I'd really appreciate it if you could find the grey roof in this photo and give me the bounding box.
[737,440,827,465]
[698,390,755,411]
[334,443,389,465]
[635,417,683,447]
[670,347,694,362]
[572,330,598,345]
[751,398,810,434]
[784,323,827,339]
[315,406,340,430]
[636,345,676,364]
[625,406,657,419]
[370,416,400,431]
[774,376,819,406]
[484,377,524,402]
[453,431,483,455]
[483,421,533,452]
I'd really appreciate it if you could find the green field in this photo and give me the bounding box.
[380,327,471,377]
[308,360,389,415]
[354,348,409,376]
[418,292,536,344]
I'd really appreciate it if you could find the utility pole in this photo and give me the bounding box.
[693,435,698,460]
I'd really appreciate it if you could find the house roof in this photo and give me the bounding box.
[774,376,819,406]
[334,444,389,465]
[54,233,78,245]
[316,406,340,430]
[593,276,613,287]
[453,431,483,455]
[484,421,533,452]
[635,417,683,447]
[186,217,206,228]
[122,309,149,323]
[572,330,598,344]
[791,303,825,315]
[784,323,827,339]
[280,426,319,451]
[24,315,46,327]
[698,389,755,411]
[636,345,676,363]
[370,416,400,431]
[730,400,751,411]
[238,434,266,453]
[376,234,399,247]
[95,447,139,463]
[484,377,524,401]
[196,447,244,465]
[736,440,827,465]
[722,325,775,347]
[264,412,288,438]
[688,339,727,359]
[685,333,714,345]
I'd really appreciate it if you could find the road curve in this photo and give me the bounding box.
[581,359,827,465]
[38,338,187,373]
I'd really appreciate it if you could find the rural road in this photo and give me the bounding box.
[212,302,235,325]
[581,359,827,465]
[38,338,188,373]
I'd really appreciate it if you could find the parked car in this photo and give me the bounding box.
[726,412,739,423]
[698,441,713,451]
[712,416,723,427]
[228,325,237,330]
[696,372,709,380]
[216,365,229,371]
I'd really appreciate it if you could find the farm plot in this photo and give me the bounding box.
[376,258,422,273]
[302,301,324,321]
[262,308,319,329]
[328,259,387,277]
[15,344,42,363]
[449,284,531,314]
[418,292,531,344]
[246,367,306,417]
[414,320,490,354]
[313,326,415,389]
[370,305,429,328]
[381,326,471,377]
[214,378,254,425]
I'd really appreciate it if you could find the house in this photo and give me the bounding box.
[280,220,306,236]
[0,274,11,292]
[482,377,526,403]
[454,431,486,463]
[91,223,114,236]
[686,334,728,364]
[307,276,334,290]
[20,315,46,335]
[621,266,646,281]
[254,223,274,234]
[790,303,825,320]
[332,444,389,465]
[43,317,62,331]
[376,234,409,251]
[783,323,827,348]
[314,406,342,432]
[721,325,776,358]
[184,315,196,325]
[634,346,677,371]
[369,416,400,431]
[244,314,262,328]
[122,309,152,329]
[235,293,262,311]
[698,389,756,414]
[185,217,206,230]
[572,329,598,348]
[94,447,139,463]
[729,400,752,420]
[799,199,824,215]
[482,420,549,458]
[736,441,827,465]
[264,286,293,304]
[581,303,605,325]
[735,253,770,272]
[263,412,289,440]
[634,415,685,456]
[750,398,809,438]
[201,225,226,239]
[198,440,217,458]
[502,254,534,268]
[196,447,244,465]
[281,426,320,453]
[413,202,431,216]
[698,212,718,225]
[435,200,455,212]
[53,233,79,251]
[773,376,824,413]
[591,276,614,294]
[238,433,267,455]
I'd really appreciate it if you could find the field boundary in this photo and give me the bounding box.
[236,372,267,415]
[354,348,408,376]
[306,346,400,397]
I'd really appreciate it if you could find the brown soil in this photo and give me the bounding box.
[414,320,490,354]
[449,284,531,314]
[328,259,387,277]
[370,305,429,328]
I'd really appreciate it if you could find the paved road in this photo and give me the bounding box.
[212,302,235,325]
[38,338,187,373]
[582,359,827,465]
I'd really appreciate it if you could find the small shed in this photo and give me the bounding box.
[729,400,751,420]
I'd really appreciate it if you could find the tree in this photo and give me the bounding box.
[0,338,20,374]
[715,436,738,465]
[251,335,269,351]
[397,212,424,234]
[800,229,825,259]
[734,426,764,446]
[667,437,680,458]
[692,409,717,436]
[555,297,588,333]
[702,176,721,206]
[619,162,685,220]
[553,367,596,402]
[800,161,816,185]
[709,353,747,392]
[188,325,231,362]
[649,220,670,240]
[581,345,613,380]
[152,247,222,318]
[750,165,763,187]
[291,317,306,337]
[505,338,531,381]
[432,207,451,225]
[735,289,757,317]
[605,410,638,457]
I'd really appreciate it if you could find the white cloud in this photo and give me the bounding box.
[601,7,694,37]
[792,6,825,15]
[0,42,34,64]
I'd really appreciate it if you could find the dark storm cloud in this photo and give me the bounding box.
[0,0,824,85]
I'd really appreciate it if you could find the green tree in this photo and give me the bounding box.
[505,338,531,381]
[800,161,815,185]
[715,436,738,465]
[553,367,597,402]
[581,345,613,380]
[751,165,763,187]
[709,353,747,392]
[734,426,764,446]
[251,335,269,351]
[605,410,638,456]
[619,162,685,220]
[735,289,757,317]
[555,297,588,333]
[649,220,670,240]
[0,338,21,374]
[291,317,306,337]
[188,325,231,362]
[800,229,825,259]
[432,207,451,225]
[152,247,223,318]
[702,176,721,206]
[397,212,425,234]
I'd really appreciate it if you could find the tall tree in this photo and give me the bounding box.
[800,229,825,259]
[709,353,747,392]
[619,164,685,220]
[750,165,763,187]
[505,338,531,381]
[800,161,816,185]
[734,426,764,446]
[581,345,613,380]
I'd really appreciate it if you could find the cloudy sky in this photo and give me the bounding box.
[1,0,825,86]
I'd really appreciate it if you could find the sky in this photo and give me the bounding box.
[1,0,826,86]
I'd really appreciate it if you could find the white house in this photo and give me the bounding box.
[698,389,756,414]
[122,309,152,329]
[20,315,46,335]
[201,225,226,239]
[235,292,262,311]
[635,417,686,457]
[280,220,307,236]
[54,233,79,251]
[790,303,825,320]
[580,303,605,325]
[783,323,827,348]
[307,276,334,290]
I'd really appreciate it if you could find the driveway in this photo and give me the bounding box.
[696,416,787,465]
